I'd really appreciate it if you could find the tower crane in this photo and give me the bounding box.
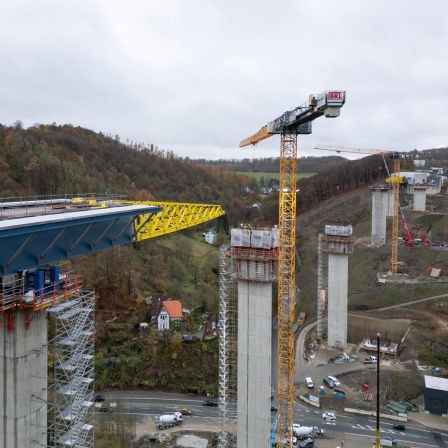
[315,144,417,274]
[240,91,346,446]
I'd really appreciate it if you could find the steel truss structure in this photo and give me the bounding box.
[276,133,297,439]
[217,245,238,448]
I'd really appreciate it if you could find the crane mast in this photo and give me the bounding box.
[277,133,297,440]
[240,92,345,446]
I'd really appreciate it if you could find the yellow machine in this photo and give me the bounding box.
[118,200,225,240]
[70,197,225,241]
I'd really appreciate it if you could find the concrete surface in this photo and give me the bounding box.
[175,434,209,448]
[371,188,387,245]
[327,253,349,347]
[295,339,448,446]
[0,309,48,448]
[413,188,427,212]
[238,280,272,448]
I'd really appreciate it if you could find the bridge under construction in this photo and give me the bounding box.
[0,195,224,448]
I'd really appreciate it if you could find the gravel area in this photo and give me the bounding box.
[175,434,209,448]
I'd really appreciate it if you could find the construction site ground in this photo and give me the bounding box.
[125,341,447,448]
[119,299,448,447]
[296,341,447,422]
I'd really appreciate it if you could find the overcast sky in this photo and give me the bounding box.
[1,1,447,161]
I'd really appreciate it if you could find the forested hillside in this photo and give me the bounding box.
[255,154,420,224]
[193,155,347,173]
[0,122,258,226]
[1,122,443,224]
[195,147,448,174]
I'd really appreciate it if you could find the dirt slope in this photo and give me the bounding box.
[296,187,448,316]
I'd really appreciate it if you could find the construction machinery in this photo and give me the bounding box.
[401,212,416,246]
[116,200,225,240]
[421,224,433,246]
[315,145,416,274]
[240,91,346,447]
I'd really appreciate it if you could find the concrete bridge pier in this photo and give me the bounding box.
[0,310,48,448]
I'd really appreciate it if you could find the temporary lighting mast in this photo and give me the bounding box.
[240,91,346,446]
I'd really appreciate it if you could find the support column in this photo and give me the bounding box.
[0,310,48,448]
[386,188,394,217]
[413,187,427,211]
[327,254,349,348]
[227,228,278,448]
[371,187,388,245]
[322,225,354,349]
[237,281,272,448]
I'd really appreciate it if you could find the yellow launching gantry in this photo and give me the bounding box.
[62,197,225,240]
[240,91,346,447]
[119,200,225,240]
[71,197,225,240]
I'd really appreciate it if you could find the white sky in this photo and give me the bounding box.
[1,1,447,161]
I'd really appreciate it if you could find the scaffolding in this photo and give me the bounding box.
[0,264,79,313]
[220,228,279,447]
[26,265,94,448]
[228,227,279,282]
[227,247,278,282]
[46,289,95,448]
[316,233,327,342]
[217,245,238,448]
[321,234,356,254]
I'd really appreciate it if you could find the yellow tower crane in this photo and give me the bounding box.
[240,91,346,446]
[315,144,417,274]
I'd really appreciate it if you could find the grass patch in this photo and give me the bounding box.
[384,371,424,401]
[234,172,315,181]
[157,233,216,258]
[370,283,448,308]
[416,337,448,369]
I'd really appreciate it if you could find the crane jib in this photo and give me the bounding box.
[239,90,345,146]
